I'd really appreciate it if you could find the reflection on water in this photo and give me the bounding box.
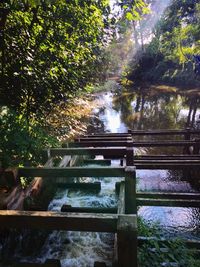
[95,88,200,134]
[93,85,200,239]
[137,169,193,192]
[97,93,128,133]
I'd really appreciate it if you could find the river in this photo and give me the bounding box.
[2,83,200,266]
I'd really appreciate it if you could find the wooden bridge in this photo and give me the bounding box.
[1,128,200,267]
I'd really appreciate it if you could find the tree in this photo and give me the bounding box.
[0,0,111,121]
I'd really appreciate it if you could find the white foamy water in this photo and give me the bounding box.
[35,162,123,267]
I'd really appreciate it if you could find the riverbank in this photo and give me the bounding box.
[121,80,200,96]
[47,80,118,142]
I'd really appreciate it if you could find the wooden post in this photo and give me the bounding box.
[125,167,136,214]
[126,147,134,166]
[14,259,61,266]
[183,127,191,154]
[61,205,117,213]
[118,182,125,214]
[4,168,19,186]
[193,138,200,154]
[117,215,137,267]
[94,262,107,267]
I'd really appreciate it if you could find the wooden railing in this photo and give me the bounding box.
[1,129,200,266]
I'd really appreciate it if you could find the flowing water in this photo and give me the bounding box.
[2,84,200,266]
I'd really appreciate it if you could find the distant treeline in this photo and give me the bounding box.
[126,0,200,88]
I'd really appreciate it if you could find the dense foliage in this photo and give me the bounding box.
[126,0,200,87]
[0,0,111,116]
[0,0,148,166]
[0,0,112,166]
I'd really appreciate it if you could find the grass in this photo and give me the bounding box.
[138,217,200,267]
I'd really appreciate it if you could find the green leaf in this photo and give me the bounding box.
[126,11,134,21]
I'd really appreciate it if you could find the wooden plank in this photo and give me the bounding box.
[128,129,200,135]
[56,182,101,191]
[69,140,198,147]
[15,259,61,267]
[86,133,131,137]
[86,129,200,136]
[114,184,126,266]
[134,163,200,169]
[18,166,129,178]
[134,159,200,163]
[94,262,107,267]
[46,148,126,157]
[69,155,82,167]
[69,141,133,148]
[76,137,132,142]
[0,210,118,232]
[58,155,71,167]
[83,159,111,165]
[61,205,117,213]
[137,198,200,207]
[118,182,125,214]
[125,167,136,214]
[136,192,200,200]
[26,155,69,211]
[131,141,197,147]
[126,147,134,166]
[134,155,200,159]
[117,215,137,267]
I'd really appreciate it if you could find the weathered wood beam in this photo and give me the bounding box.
[134,163,200,169]
[69,141,133,148]
[134,155,200,159]
[58,155,71,167]
[15,259,61,267]
[0,210,118,232]
[117,215,137,267]
[136,192,200,200]
[69,140,198,147]
[75,137,132,142]
[86,133,131,137]
[94,262,107,267]
[18,166,128,178]
[61,205,117,214]
[83,159,111,165]
[128,129,200,135]
[125,167,136,214]
[126,147,134,166]
[45,148,126,157]
[117,182,125,214]
[134,159,200,163]
[137,198,200,207]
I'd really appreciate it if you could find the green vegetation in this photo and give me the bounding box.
[126,0,200,88]
[0,106,58,167]
[0,0,111,166]
[138,217,200,267]
[0,0,147,167]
